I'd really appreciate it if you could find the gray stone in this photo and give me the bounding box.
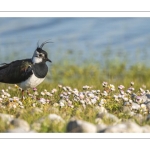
[67,118,97,133]
[96,123,107,131]
[6,127,37,133]
[0,113,14,123]
[31,122,41,131]
[48,114,64,123]
[134,114,146,124]
[30,107,43,114]
[10,118,30,131]
[31,114,64,131]
[99,121,144,133]
[95,118,104,124]
[97,111,119,123]
[94,106,108,113]
[104,113,120,123]
[142,125,150,133]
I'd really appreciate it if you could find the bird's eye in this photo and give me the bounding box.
[39,54,43,57]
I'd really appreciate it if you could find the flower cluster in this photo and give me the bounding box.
[0,82,150,115]
[58,85,100,108]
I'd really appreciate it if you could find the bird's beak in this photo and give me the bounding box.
[46,58,52,63]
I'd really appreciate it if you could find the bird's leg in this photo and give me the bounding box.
[26,89,30,95]
[21,90,24,101]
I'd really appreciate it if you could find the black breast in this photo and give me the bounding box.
[32,62,48,78]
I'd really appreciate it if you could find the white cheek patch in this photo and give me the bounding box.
[32,57,42,64]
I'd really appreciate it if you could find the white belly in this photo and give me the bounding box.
[18,74,45,90]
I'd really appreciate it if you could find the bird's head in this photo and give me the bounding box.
[32,40,52,64]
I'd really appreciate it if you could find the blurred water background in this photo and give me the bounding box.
[0,17,150,67]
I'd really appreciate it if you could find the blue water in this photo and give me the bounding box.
[0,17,150,66]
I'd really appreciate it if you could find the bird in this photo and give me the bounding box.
[0,40,52,99]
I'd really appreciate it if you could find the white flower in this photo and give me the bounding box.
[141,104,146,109]
[20,106,24,109]
[46,92,52,96]
[99,99,106,106]
[51,89,57,94]
[102,91,108,96]
[9,98,14,102]
[13,97,20,101]
[59,101,65,107]
[1,95,5,98]
[80,100,85,104]
[118,85,125,90]
[102,81,108,87]
[96,90,100,94]
[44,89,47,92]
[120,90,125,95]
[95,96,99,100]
[91,90,96,94]
[58,84,62,88]
[83,85,90,90]
[139,88,144,93]
[41,91,45,96]
[88,92,95,98]
[126,89,132,94]
[110,84,115,91]
[38,98,46,104]
[63,87,67,91]
[13,105,16,109]
[66,86,72,91]
[91,98,97,104]
[130,82,134,86]
[34,91,39,95]
[79,93,84,99]
[122,97,128,101]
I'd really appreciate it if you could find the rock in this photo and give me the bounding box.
[99,121,144,133]
[48,114,64,123]
[10,118,30,131]
[95,118,104,124]
[30,107,43,114]
[31,122,41,131]
[67,118,97,133]
[104,113,120,123]
[97,111,119,123]
[6,127,37,133]
[142,125,150,132]
[94,106,108,113]
[31,113,64,131]
[96,123,107,131]
[48,107,59,113]
[96,106,108,114]
[0,113,14,123]
[134,114,146,124]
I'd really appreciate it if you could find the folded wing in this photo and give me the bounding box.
[0,59,33,84]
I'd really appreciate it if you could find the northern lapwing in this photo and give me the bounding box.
[0,40,52,99]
